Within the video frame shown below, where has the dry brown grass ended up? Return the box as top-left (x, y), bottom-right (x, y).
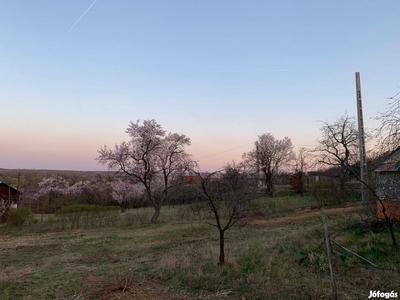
top-left (0, 199), bottom-right (399, 300)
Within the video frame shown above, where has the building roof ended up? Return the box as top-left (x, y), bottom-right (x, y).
top-left (184, 175), bottom-right (203, 184)
top-left (375, 147), bottom-right (400, 173)
top-left (0, 181), bottom-right (22, 194)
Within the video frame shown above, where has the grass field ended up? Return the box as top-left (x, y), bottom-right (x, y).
top-left (1, 192), bottom-right (399, 300)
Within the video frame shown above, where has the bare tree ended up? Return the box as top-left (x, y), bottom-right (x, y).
top-left (376, 91), bottom-right (400, 152)
top-left (335, 157), bottom-right (398, 249)
top-left (314, 113), bottom-right (399, 248)
top-left (97, 119), bottom-right (194, 223)
top-left (314, 114), bottom-right (359, 202)
top-left (243, 133), bottom-right (294, 196)
top-left (291, 147), bottom-right (312, 197)
top-left (197, 162), bottom-right (257, 266)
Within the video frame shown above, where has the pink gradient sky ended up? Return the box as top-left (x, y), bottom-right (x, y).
top-left (1, 1), bottom-right (398, 171)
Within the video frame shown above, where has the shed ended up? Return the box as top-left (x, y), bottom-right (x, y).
top-left (0, 181), bottom-right (22, 207)
top-left (374, 147), bottom-right (400, 220)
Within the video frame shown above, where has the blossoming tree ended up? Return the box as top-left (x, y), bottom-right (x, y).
top-left (34, 176), bottom-right (69, 218)
top-left (69, 174), bottom-right (113, 206)
top-left (111, 179), bottom-right (144, 212)
top-left (243, 133), bottom-right (294, 196)
top-left (97, 119), bottom-right (193, 223)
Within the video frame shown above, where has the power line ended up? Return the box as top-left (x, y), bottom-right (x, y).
top-left (195, 142), bottom-right (318, 161)
top-left (195, 142), bottom-right (254, 160)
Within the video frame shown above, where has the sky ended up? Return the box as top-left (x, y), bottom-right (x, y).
top-left (1, 1), bottom-right (399, 172)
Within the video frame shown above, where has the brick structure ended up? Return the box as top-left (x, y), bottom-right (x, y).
top-left (374, 147), bottom-right (400, 220)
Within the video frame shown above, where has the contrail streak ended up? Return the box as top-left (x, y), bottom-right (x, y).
top-left (53, 0), bottom-right (98, 50)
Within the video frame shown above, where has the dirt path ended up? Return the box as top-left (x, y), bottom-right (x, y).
top-left (249, 202), bottom-right (367, 226)
top-left (86, 274), bottom-right (191, 300)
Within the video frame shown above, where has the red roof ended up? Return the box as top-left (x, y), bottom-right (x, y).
top-left (184, 175), bottom-right (202, 184)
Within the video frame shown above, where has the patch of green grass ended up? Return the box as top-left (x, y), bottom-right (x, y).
top-left (0, 281), bottom-right (14, 300)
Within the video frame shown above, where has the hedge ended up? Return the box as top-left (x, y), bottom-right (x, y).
top-left (55, 205), bottom-right (120, 230)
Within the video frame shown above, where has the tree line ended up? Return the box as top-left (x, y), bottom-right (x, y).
top-left (3, 96), bottom-right (399, 223)
top-left (1, 92), bottom-right (399, 258)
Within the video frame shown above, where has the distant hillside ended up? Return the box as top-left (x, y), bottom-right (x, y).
top-left (0, 169), bottom-right (114, 188)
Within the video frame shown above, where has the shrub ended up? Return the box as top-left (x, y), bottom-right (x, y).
top-left (6, 208), bottom-right (31, 229)
top-left (55, 205), bottom-right (120, 230)
top-left (311, 181), bottom-right (341, 206)
top-left (136, 210), bottom-right (149, 225)
top-left (101, 206), bottom-right (120, 227)
top-left (177, 203), bottom-right (212, 222)
top-left (122, 212), bottom-right (136, 226)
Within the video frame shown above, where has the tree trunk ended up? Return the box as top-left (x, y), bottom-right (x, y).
top-left (339, 179), bottom-right (346, 203)
top-left (338, 170), bottom-right (348, 203)
top-left (264, 171), bottom-right (274, 197)
top-left (150, 205), bottom-right (161, 223)
top-left (218, 230), bottom-right (225, 266)
top-left (347, 167), bottom-right (398, 249)
top-left (299, 172), bottom-right (304, 197)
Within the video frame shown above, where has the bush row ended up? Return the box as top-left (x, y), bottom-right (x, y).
top-left (55, 205), bottom-right (120, 229)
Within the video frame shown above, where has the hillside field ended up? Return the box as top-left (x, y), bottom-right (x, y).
top-left (1, 194), bottom-right (399, 300)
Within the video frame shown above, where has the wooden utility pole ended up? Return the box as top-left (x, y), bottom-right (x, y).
top-left (321, 207), bottom-right (338, 300)
top-left (256, 141), bottom-right (262, 187)
top-left (355, 72), bottom-right (368, 202)
top-left (17, 172), bottom-right (21, 208)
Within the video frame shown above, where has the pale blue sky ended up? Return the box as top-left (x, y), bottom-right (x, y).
top-left (1, 1), bottom-right (399, 171)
